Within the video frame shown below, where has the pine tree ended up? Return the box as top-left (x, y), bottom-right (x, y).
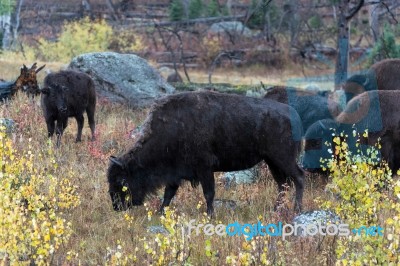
top-left (169, 0), bottom-right (185, 21)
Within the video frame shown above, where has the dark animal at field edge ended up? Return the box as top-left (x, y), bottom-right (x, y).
top-left (166, 72), bottom-right (183, 83)
top-left (108, 91), bottom-right (305, 216)
top-left (40, 70), bottom-right (96, 147)
top-left (0, 63), bottom-right (45, 100)
top-left (304, 90), bottom-right (400, 173)
top-left (343, 59), bottom-right (400, 103)
top-left (264, 86), bottom-right (342, 134)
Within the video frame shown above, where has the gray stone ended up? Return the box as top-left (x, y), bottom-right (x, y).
top-left (0, 118), bottom-right (15, 135)
top-left (222, 166), bottom-right (260, 185)
top-left (147, 225), bottom-right (169, 235)
top-left (158, 66), bottom-right (175, 79)
top-left (213, 199), bottom-right (237, 210)
top-left (292, 210), bottom-right (342, 236)
top-left (209, 21), bottom-right (253, 38)
top-left (69, 52), bottom-right (175, 108)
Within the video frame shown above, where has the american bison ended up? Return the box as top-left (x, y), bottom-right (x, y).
top-left (264, 86), bottom-right (342, 133)
top-left (40, 70), bottom-right (96, 147)
top-left (303, 90), bottom-right (400, 173)
top-left (108, 91), bottom-right (305, 216)
top-left (0, 63), bottom-right (45, 100)
top-left (343, 59), bottom-right (400, 103)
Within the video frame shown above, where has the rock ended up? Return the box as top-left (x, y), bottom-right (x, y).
top-left (0, 118), bottom-right (16, 135)
top-left (305, 83), bottom-right (321, 91)
top-left (245, 88), bottom-right (267, 98)
top-left (146, 225), bottom-right (169, 235)
top-left (158, 66), bottom-right (175, 79)
top-left (292, 210), bottom-right (342, 236)
top-left (209, 21), bottom-right (253, 38)
top-left (69, 52), bottom-right (175, 108)
top-left (222, 166), bottom-right (260, 186)
top-left (213, 199), bottom-right (237, 210)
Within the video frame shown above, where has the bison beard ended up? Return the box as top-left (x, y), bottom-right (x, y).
top-left (107, 91), bottom-right (305, 216)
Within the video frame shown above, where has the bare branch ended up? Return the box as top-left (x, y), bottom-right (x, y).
top-left (380, 1), bottom-right (398, 24)
top-left (244, 0), bottom-right (273, 25)
top-left (346, 0), bottom-right (365, 20)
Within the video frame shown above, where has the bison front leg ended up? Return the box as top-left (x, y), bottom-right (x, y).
top-left (199, 171), bottom-right (215, 217)
top-left (55, 119), bottom-right (68, 147)
top-left (159, 183), bottom-right (179, 214)
top-left (46, 118), bottom-right (55, 138)
top-left (75, 114), bottom-right (84, 142)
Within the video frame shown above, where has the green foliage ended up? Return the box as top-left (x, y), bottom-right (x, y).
top-left (308, 14), bottom-right (323, 29)
top-left (368, 23), bottom-right (400, 64)
top-left (247, 0), bottom-right (280, 30)
top-left (36, 17), bottom-right (112, 62)
top-left (188, 0), bottom-right (204, 19)
top-left (169, 0), bottom-right (185, 21)
top-left (320, 132), bottom-right (400, 264)
top-left (207, 0), bottom-right (220, 17)
top-left (0, 0), bottom-right (15, 15)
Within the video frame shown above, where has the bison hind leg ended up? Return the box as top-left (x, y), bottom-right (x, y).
top-left (75, 114), bottom-right (84, 142)
top-left (266, 160), bottom-right (304, 212)
top-left (86, 105), bottom-right (96, 141)
top-left (198, 170), bottom-right (215, 218)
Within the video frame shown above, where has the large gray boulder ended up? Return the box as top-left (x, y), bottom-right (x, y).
top-left (208, 21), bottom-right (253, 38)
top-left (69, 52), bottom-right (175, 108)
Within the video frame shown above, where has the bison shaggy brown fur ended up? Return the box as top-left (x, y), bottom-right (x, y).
top-left (304, 90), bottom-right (400, 173)
top-left (264, 86), bottom-right (342, 133)
top-left (40, 70), bottom-right (96, 146)
top-left (343, 59), bottom-right (400, 102)
top-left (108, 91), bottom-right (305, 216)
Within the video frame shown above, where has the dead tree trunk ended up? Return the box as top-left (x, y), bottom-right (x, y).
top-left (334, 0), bottom-right (364, 90)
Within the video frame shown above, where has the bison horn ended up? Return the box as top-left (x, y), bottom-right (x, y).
top-left (362, 77), bottom-right (369, 87)
top-left (109, 156), bottom-right (124, 168)
top-left (36, 64), bottom-right (46, 73)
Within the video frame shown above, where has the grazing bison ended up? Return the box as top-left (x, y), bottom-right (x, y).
top-left (303, 90), bottom-right (400, 173)
top-left (264, 86), bottom-right (342, 133)
top-left (40, 70), bottom-right (96, 146)
top-left (0, 63), bottom-right (45, 100)
top-left (343, 59), bottom-right (400, 103)
top-left (108, 91), bottom-right (305, 216)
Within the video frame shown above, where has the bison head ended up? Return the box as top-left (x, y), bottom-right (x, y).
top-left (303, 119), bottom-right (340, 172)
top-left (15, 62), bottom-right (45, 96)
top-left (40, 84), bottom-right (68, 114)
top-left (107, 156), bottom-right (146, 211)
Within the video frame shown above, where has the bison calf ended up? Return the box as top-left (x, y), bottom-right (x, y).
top-left (108, 91), bottom-right (305, 216)
top-left (40, 70), bottom-right (96, 146)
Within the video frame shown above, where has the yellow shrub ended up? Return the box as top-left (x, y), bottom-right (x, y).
top-left (320, 133), bottom-right (400, 264)
top-left (0, 131), bottom-right (80, 265)
top-left (37, 17), bottom-right (112, 62)
top-left (110, 30), bottom-right (145, 53)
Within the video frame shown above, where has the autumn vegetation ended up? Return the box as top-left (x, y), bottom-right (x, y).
top-left (0, 11), bottom-right (400, 265)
